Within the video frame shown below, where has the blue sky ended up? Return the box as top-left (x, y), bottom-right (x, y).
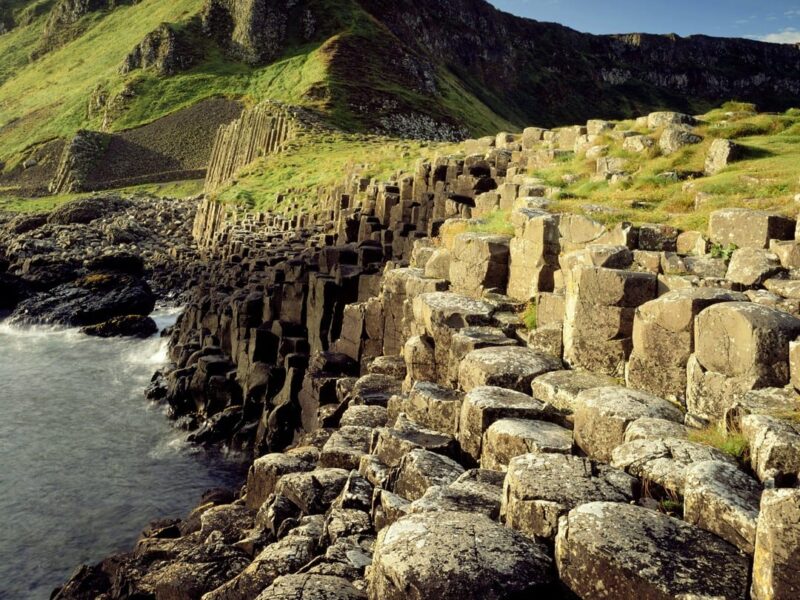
top-left (489, 0), bottom-right (800, 43)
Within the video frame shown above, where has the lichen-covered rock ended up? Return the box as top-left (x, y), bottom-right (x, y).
top-left (458, 346), bottom-right (562, 393)
top-left (256, 573), bottom-right (367, 600)
top-left (319, 426), bottom-right (373, 470)
top-left (684, 460), bottom-right (761, 553)
top-left (708, 208), bottom-right (795, 250)
top-left (400, 381), bottom-right (463, 435)
top-left (274, 468), bottom-right (350, 514)
top-left (458, 386), bottom-right (549, 461)
top-left (705, 138), bottom-right (743, 175)
top-left (555, 502), bottom-right (750, 600)
top-left (573, 386), bottom-right (683, 461)
top-left (611, 437), bottom-right (738, 496)
top-left (506, 208), bottom-right (560, 301)
top-left (531, 369), bottom-right (616, 416)
top-left (393, 448), bottom-right (465, 501)
top-left (368, 511), bottom-right (554, 599)
top-left (371, 414), bottom-right (458, 467)
top-left (751, 489), bottom-right (800, 600)
top-left (410, 470), bottom-right (503, 518)
top-left (246, 454), bottom-right (315, 510)
top-left (449, 232), bottom-right (511, 297)
top-left (480, 418), bottom-right (573, 470)
top-left (741, 414), bottom-right (800, 484)
top-left (501, 454), bottom-right (637, 538)
top-left (340, 405), bottom-right (389, 429)
top-left (623, 417), bottom-right (688, 442)
top-left (726, 248), bottom-right (784, 287)
top-left (658, 126), bottom-right (702, 155)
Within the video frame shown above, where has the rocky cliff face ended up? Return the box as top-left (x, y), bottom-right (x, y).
top-left (197, 0), bottom-right (800, 128)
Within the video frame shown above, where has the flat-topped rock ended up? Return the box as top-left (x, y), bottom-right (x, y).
top-left (412, 292), bottom-right (494, 335)
top-left (401, 381), bottom-right (463, 436)
top-left (246, 454), bottom-right (315, 510)
top-left (449, 232), bottom-right (511, 298)
top-left (573, 386), bottom-right (683, 461)
top-left (393, 448), bottom-right (465, 501)
top-left (684, 460), bottom-right (761, 554)
top-left (532, 369), bottom-right (617, 415)
top-left (611, 437), bottom-right (739, 496)
top-left (726, 248), bottom-right (784, 287)
top-left (502, 453), bottom-right (637, 539)
top-left (709, 208), bottom-right (795, 250)
top-left (350, 373), bottom-right (402, 407)
top-left (410, 470), bottom-right (504, 519)
top-left (340, 405), bottom-right (389, 428)
top-left (741, 414), bottom-right (800, 484)
top-left (480, 418), bottom-right (573, 470)
top-left (371, 414), bottom-right (458, 467)
top-left (458, 346), bottom-right (562, 393)
top-left (623, 417), bottom-right (688, 442)
top-left (368, 511), bottom-right (554, 600)
top-left (256, 573), bottom-right (366, 600)
top-left (319, 426), bottom-right (373, 470)
top-left (458, 386), bottom-right (549, 461)
top-left (555, 502), bottom-right (750, 600)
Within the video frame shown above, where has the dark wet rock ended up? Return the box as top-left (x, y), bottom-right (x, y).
top-left (81, 314), bottom-right (158, 338)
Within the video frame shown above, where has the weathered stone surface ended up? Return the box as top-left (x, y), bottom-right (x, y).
top-left (424, 247), bottom-right (451, 280)
top-left (350, 373), bottom-right (402, 407)
top-left (458, 346), bottom-right (561, 393)
top-left (689, 302), bottom-right (800, 423)
top-left (410, 469), bottom-right (503, 518)
top-left (449, 232), bottom-right (511, 297)
top-left (531, 369), bottom-right (616, 415)
top-left (371, 413), bottom-right (458, 467)
top-left (626, 287), bottom-right (745, 403)
top-left (623, 417), bottom-right (688, 442)
top-left (573, 386), bottom-right (683, 461)
top-left (319, 426), bottom-right (373, 470)
top-left (659, 126), bottom-right (702, 155)
top-left (741, 414), bottom-right (800, 484)
top-left (446, 326), bottom-right (516, 386)
top-left (256, 573), bottom-right (366, 600)
top-left (401, 381), bottom-right (463, 436)
top-left (458, 386), bottom-right (548, 461)
top-left (274, 468), bottom-right (350, 514)
top-left (726, 248), bottom-right (784, 286)
top-left (684, 460), bottom-right (761, 553)
top-left (769, 240), bottom-right (800, 269)
top-left (705, 138), bottom-right (743, 175)
top-left (611, 437), bottom-right (738, 496)
top-left (368, 511), bottom-right (554, 600)
top-left (480, 418), bottom-right (573, 470)
top-left (507, 208), bottom-right (560, 300)
top-left (205, 535), bottom-right (316, 600)
top-left (752, 489), bottom-right (800, 600)
top-left (393, 448), bottom-right (465, 501)
top-left (246, 454), bottom-right (315, 510)
top-left (708, 208), bottom-right (795, 250)
top-left (501, 453), bottom-right (637, 538)
top-left (555, 502), bottom-right (750, 600)
top-left (647, 111), bottom-right (696, 128)
top-left (340, 405), bottom-right (389, 429)
top-left (563, 266), bottom-right (657, 376)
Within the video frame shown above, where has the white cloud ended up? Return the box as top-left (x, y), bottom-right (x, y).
top-left (759, 27), bottom-right (800, 43)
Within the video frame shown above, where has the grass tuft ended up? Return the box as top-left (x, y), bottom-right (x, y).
top-left (688, 426), bottom-right (750, 464)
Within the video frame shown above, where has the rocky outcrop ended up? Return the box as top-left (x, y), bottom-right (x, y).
top-left (54, 110), bottom-right (800, 598)
top-left (49, 130), bottom-right (109, 194)
top-left (120, 23), bottom-right (194, 76)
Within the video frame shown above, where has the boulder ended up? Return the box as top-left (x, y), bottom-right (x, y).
top-left (274, 468), bottom-right (350, 514)
top-left (319, 426), bottom-right (373, 470)
top-left (81, 314), bottom-right (158, 338)
top-left (458, 346), bottom-right (562, 393)
top-left (573, 386), bottom-right (683, 461)
top-left (658, 126), bottom-right (702, 155)
top-left (458, 386), bottom-right (549, 462)
top-left (400, 381), bottom-right (463, 436)
top-left (741, 414), bottom-right (800, 484)
top-left (623, 417), bottom-right (688, 442)
top-left (647, 111), bottom-right (696, 128)
top-left (684, 460), bottom-right (761, 553)
top-left (480, 418), bottom-right (573, 470)
top-left (368, 511), bottom-right (554, 600)
top-left (752, 489), bottom-right (800, 600)
top-left (371, 414), bottom-right (458, 467)
top-left (501, 453), bottom-right (637, 538)
top-left (708, 208), bottom-right (794, 250)
top-left (555, 502), bottom-right (749, 600)
top-left (705, 138), bottom-right (743, 175)
top-left (339, 405), bottom-right (388, 429)
top-left (409, 470), bottom-right (503, 518)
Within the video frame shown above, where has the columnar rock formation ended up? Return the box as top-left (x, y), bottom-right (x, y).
top-left (56, 111), bottom-right (800, 600)
top-left (204, 102), bottom-right (305, 192)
